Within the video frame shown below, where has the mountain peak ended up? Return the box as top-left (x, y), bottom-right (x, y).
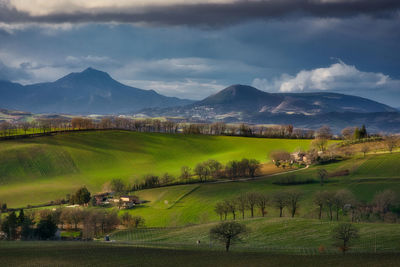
top-left (80, 67), bottom-right (111, 78)
top-left (198, 84), bottom-right (280, 107)
top-left (55, 67), bottom-right (114, 85)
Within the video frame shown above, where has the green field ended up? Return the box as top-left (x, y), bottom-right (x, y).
top-left (0, 130), bottom-right (311, 207)
top-left (0, 241), bottom-right (399, 267)
top-left (111, 217), bottom-right (400, 253)
top-left (111, 152), bottom-right (400, 227)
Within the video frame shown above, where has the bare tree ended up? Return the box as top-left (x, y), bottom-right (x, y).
top-left (246, 192), bottom-right (259, 218)
top-left (385, 135), bottom-right (398, 153)
top-left (20, 122), bottom-right (31, 135)
top-left (180, 166), bottom-right (192, 182)
top-left (194, 163), bottom-right (210, 182)
top-left (210, 222), bottom-right (248, 252)
top-left (322, 191), bottom-right (335, 221)
top-left (360, 144), bottom-right (370, 157)
top-left (236, 194), bottom-right (248, 219)
top-left (313, 125), bottom-right (332, 152)
top-left (272, 191), bottom-right (289, 217)
top-left (317, 169), bottom-right (328, 186)
top-left (313, 191), bottom-right (325, 220)
top-left (224, 200), bottom-right (237, 220)
top-left (332, 189), bottom-right (355, 221)
top-left (256, 193), bottom-right (269, 217)
top-left (332, 223), bottom-right (359, 254)
top-left (373, 190), bottom-right (398, 220)
top-left (341, 127), bottom-right (356, 140)
top-left (247, 159), bottom-right (260, 177)
top-left (287, 189), bottom-right (303, 218)
top-left (214, 202), bottom-right (226, 221)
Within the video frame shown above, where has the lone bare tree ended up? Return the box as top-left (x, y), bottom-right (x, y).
top-left (360, 144), bottom-right (370, 157)
top-left (317, 169), bottom-right (328, 186)
top-left (210, 222), bottom-right (248, 252)
top-left (385, 136), bottom-right (398, 153)
top-left (332, 223), bottom-right (359, 254)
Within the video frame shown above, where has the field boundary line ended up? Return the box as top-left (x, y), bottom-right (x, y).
top-left (167, 185), bottom-right (200, 209)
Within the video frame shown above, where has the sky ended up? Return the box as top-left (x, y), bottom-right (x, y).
top-left (0, 0), bottom-right (399, 106)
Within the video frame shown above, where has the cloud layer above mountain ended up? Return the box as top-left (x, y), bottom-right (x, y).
top-left (1, 0), bottom-right (399, 26)
top-left (0, 1), bottom-right (399, 107)
top-left (253, 61), bottom-right (400, 105)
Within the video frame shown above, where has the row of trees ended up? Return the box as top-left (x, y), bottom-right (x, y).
top-left (0, 118), bottom-right (315, 139)
top-left (214, 189), bottom-right (400, 223)
top-left (107, 158), bottom-right (261, 193)
top-left (214, 190), bottom-right (303, 220)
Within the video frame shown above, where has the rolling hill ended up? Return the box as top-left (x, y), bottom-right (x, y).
top-left (114, 152), bottom-right (400, 227)
top-left (0, 68), bottom-right (192, 114)
top-left (0, 130), bottom-right (311, 207)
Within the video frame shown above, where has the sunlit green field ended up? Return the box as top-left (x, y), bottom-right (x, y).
top-left (0, 130), bottom-right (311, 207)
top-left (120, 152), bottom-right (400, 227)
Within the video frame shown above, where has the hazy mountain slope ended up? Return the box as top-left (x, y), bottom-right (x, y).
top-left (196, 85), bottom-right (396, 114)
top-left (0, 68), bottom-right (193, 114)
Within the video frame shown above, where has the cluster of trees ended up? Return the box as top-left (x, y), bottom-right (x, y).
top-left (341, 125), bottom-right (368, 140)
top-left (214, 190), bottom-right (303, 220)
top-left (67, 186), bottom-right (91, 205)
top-left (1, 209), bottom-right (57, 240)
top-left (120, 212), bottom-right (145, 229)
top-left (313, 189), bottom-right (400, 222)
top-left (0, 202), bottom-right (7, 212)
top-left (0, 207), bottom-right (146, 241)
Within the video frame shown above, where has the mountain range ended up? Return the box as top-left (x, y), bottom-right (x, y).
top-left (141, 84), bottom-right (399, 132)
top-left (1, 68), bottom-right (399, 133)
top-left (0, 68), bottom-right (192, 114)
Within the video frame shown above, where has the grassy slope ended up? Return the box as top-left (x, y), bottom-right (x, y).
top-left (0, 131), bottom-right (311, 207)
top-left (1, 242), bottom-right (399, 267)
top-left (123, 152), bottom-right (400, 227)
top-left (112, 217), bottom-right (400, 252)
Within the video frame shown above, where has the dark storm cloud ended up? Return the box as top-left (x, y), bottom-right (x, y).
top-left (1, 0), bottom-right (399, 27)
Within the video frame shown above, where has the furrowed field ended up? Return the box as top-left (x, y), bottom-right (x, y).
top-left (0, 130), bottom-right (311, 207)
top-left (1, 242), bottom-right (399, 267)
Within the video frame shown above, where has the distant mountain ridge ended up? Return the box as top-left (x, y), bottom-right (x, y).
top-left (1, 70), bottom-right (399, 132)
top-left (196, 84), bottom-right (396, 115)
top-left (0, 68), bottom-right (193, 114)
top-left (140, 84), bottom-right (399, 133)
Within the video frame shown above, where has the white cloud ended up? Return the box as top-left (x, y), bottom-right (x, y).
top-left (7, 0), bottom-right (235, 16)
top-left (252, 61), bottom-right (399, 93)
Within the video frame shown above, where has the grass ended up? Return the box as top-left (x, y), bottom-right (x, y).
top-left (111, 217), bottom-right (400, 253)
top-left (0, 130), bottom-right (311, 207)
top-left (0, 241), bottom-right (399, 267)
top-left (119, 152), bottom-right (400, 227)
